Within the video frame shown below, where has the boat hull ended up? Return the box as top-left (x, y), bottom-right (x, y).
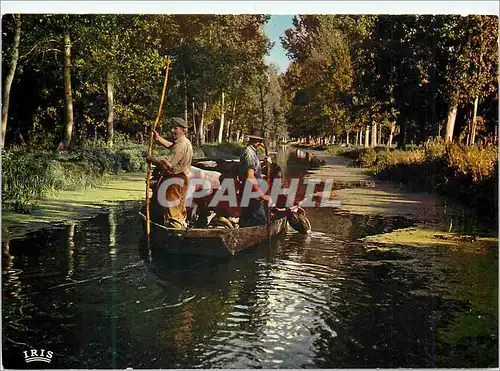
top-left (139, 211), bottom-right (288, 256)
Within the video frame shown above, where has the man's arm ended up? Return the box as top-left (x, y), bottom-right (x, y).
top-left (246, 168), bottom-right (272, 204)
top-left (153, 130), bottom-right (173, 148)
top-left (146, 155), bottom-right (172, 172)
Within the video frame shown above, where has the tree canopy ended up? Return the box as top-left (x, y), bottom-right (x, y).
top-left (1, 14), bottom-right (274, 149)
top-left (2, 14), bottom-right (498, 150)
top-left (281, 14), bottom-right (498, 147)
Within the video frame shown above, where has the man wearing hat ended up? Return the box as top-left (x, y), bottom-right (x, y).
top-left (238, 127), bottom-right (272, 227)
top-left (146, 117), bottom-right (193, 229)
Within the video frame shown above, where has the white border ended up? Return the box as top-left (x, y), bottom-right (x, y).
top-left (1, 1), bottom-right (499, 15)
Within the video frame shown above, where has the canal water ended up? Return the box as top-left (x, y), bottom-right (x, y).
top-left (2, 148), bottom-right (498, 368)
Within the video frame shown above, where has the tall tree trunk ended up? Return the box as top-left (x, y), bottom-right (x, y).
top-left (469, 96), bottom-right (479, 145)
top-left (198, 101), bottom-right (207, 145)
top-left (2, 14), bottom-right (21, 149)
top-left (387, 121), bottom-right (396, 149)
top-left (346, 131), bottom-right (350, 145)
top-left (183, 75), bottom-right (188, 127)
top-left (217, 91), bottom-right (225, 143)
top-left (60, 29), bottom-right (74, 150)
top-left (378, 124), bottom-right (382, 145)
top-left (106, 70), bottom-right (114, 147)
top-left (371, 123), bottom-right (377, 147)
top-left (444, 103), bottom-right (458, 143)
top-left (192, 99), bottom-right (196, 137)
top-left (365, 126), bottom-right (370, 147)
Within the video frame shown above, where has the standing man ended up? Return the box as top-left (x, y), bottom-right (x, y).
top-left (146, 117), bottom-right (193, 229)
top-left (238, 127), bottom-right (272, 227)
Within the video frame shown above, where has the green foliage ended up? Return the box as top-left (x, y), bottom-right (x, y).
top-left (339, 147), bottom-right (369, 160)
top-left (1, 150), bottom-right (106, 213)
top-left (2, 14), bottom-right (274, 149)
top-left (281, 15), bottom-right (498, 146)
top-left (2, 141), bottom-right (148, 213)
top-left (360, 148), bottom-right (377, 167)
top-left (2, 150), bottom-right (59, 212)
top-left (425, 139), bottom-right (447, 161)
top-left (326, 145), bottom-right (345, 155)
top-left (282, 15), bottom-right (362, 140)
top-left (445, 143), bottom-right (498, 183)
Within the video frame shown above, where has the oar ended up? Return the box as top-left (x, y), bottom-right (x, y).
top-left (146, 56), bottom-right (172, 237)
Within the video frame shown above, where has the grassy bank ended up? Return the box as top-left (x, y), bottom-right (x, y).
top-left (326, 141), bottom-right (498, 222)
top-left (2, 172), bottom-right (146, 240)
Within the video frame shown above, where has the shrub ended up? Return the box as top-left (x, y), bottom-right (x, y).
top-left (424, 139), bottom-right (446, 161)
top-left (57, 159), bottom-right (110, 189)
top-left (112, 132), bottom-right (139, 148)
top-left (360, 148), bottom-right (377, 167)
top-left (445, 143), bottom-right (497, 183)
top-left (343, 148), bottom-right (368, 160)
top-left (326, 145), bottom-right (345, 155)
top-left (2, 150), bottom-right (59, 212)
top-left (374, 150), bottom-right (389, 169)
top-left (192, 146), bottom-right (205, 159)
top-left (2, 140), bottom-right (149, 213)
top-left (117, 147), bottom-right (147, 172)
top-left (89, 148), bottom-right (122, 173)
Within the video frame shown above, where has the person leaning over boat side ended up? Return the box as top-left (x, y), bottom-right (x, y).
top-left (238, 127), bottom-right (273, 228)
top-left (146, 117), bottom-right (193, 229)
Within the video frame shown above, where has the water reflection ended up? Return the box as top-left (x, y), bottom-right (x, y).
top-left (67, 222), bottom-right (75, 279)
top-left (2, 148), bottom-right (497, 369)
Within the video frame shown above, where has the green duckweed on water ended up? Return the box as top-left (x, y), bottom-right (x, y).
top-left (362, 225), bottom-right (498, 367)
top-left (2, 172), bottom-right (146, 241)
top-left (362, 226), bottom-right (497, 252)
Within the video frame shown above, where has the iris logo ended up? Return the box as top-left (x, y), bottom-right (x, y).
top-left (23, 349), bottom-right (53, 363)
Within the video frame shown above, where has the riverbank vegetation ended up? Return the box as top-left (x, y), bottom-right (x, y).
top-left (2, 14), bottom-right (289, 151)
top-left (2, 137), bottom-right (147, 212)
top-left (326, 140), bottom-right (498, 222)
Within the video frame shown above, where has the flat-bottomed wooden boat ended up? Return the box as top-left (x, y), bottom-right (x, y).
top-left (139, 211), bottom-right (288, 256)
